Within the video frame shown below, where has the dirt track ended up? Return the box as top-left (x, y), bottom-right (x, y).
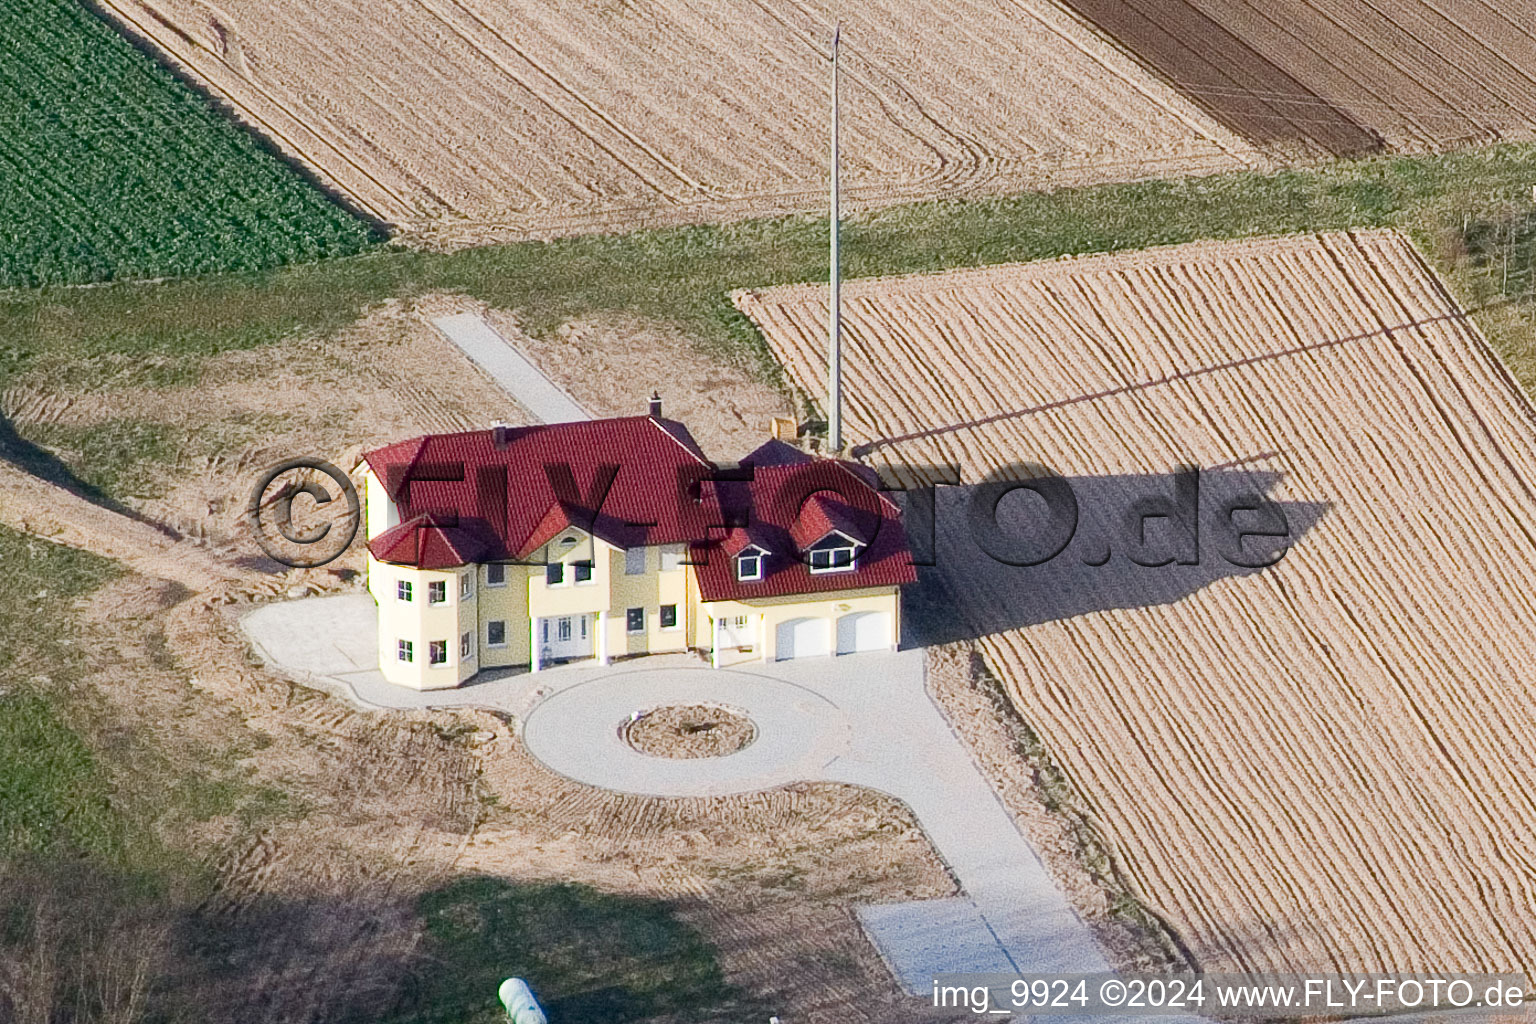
top-left (1059, 0), bottom-right (1536, 157)
top-left (738, 230), bottom-right (1536, 974)
top-left (95, 0), bottom-right (1254, 242)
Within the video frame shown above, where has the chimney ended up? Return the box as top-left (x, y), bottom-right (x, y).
top-left (648, 391), bottom-right (662, 418)
top-left (770, 416), bottom-right (797, 440)
top-left (491, 421), bottom-right (511, 449)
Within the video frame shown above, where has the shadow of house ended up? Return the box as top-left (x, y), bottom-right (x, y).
top-left (898, 466), bottom-right (1327, 648)
top-left (0, 413), bottom-right (113, 505)
top-left (0, 411), bottom-right (180, 536)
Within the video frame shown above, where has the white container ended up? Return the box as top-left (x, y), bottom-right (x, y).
top-left (497, 978), bottom-right (548, 1024)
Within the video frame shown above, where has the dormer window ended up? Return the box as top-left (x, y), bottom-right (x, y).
top-left (736, 545), bottom-right (767, 582)
top-left (807, 533), bottom-right (860, 573)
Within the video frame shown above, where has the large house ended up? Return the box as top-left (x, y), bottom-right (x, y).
top-left (360, 401), bottom-right (916, 689)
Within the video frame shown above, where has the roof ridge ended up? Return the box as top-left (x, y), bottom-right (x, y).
top-left (646, 416), bottom-right (713, 465)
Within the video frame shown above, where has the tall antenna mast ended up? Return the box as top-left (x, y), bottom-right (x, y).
top-left (827, 22), bottom-right (843, 454)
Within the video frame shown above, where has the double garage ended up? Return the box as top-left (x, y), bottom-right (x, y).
top-left (776, 610), bottom-right (891, 660)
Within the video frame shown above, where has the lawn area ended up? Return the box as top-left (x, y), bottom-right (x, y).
top-left (0, 532), bottom-right (123, 859)
top-left (6, 142), bottom-right (1536, 499)
top-left (0, 527), bottom-right (751, 1022)
top-left (392, 878), bottom-right (756, 1024)
top-left (0, 0), bottom-right (375, 287)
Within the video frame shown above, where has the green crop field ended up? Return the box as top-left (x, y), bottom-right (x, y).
top-left (0, 0), bottom-right (376, 287)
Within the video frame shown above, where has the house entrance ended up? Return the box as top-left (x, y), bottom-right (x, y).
top-left (541, 614), bottom-right (594, 662)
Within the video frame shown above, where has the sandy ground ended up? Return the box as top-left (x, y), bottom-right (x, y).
top-left (737, 229), bottom-right (1536, 975)
top-left (1, 294), bottom-right (787, 551)
top-left (625, 704), bottom-right (759, 759)
top-left (421, 296), bottom-right (792, 460)
top-left (0, 299), bottom-right (942, 1021)
top-left (94, 0), bottom-right (1256, 244)
top-left (1057, 0), bottom-right (1536, 157)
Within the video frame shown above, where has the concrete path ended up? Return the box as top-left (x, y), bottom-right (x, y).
top-left (430, 313), bottom-right (589, 424)
top-left (239, 595), bottom-right (1135, 1009)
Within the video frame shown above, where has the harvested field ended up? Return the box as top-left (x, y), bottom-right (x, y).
top-left (1059, 0), bottom-right (1536, 158)
top-left (737, 229), bottom-right (1536, 974)
top-left (94, 0), bottom-right (1255, 243)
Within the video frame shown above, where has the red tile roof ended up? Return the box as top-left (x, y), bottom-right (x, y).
top-left (367, 513), bottom-right (499, 570)
top-left (364, 416), bottom-right (719, 567)
top-left (691, 441), bottom-right (916, 602)
top-left (789, 492), bottom-right (866, 550)
top-left (363, 422), bottom-right (916, 601)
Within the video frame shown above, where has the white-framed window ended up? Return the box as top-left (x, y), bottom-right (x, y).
top-left (546, 561), bottom-right (566, 587)
top-left (429, 640), bottom-right (448, 665)
top-left (460, 574), bottom-right (473, 599)
top-left (660, 604), bottom-right (678, 630)
top-left (736, 548), bottom-right (764, 581)
top-left (626, 607), bottom-right (645, 633)
top-left (486, 563), bottom-right (506, 587)
top-left (733, 615), bottom-right (747, 628)
top-left (397, 639), bottom-right (413, 662)
top-left (809, 543), bottom-right (857, 573)
top-left (396, 580), bottom-right (413, 602)
top-left (557, 618), bottom-right (573, 642)
top-left (624, 546), bottom-right (646, 575)
top-left (573, 560), bottom-right (594, 585)
top-left (659, 544), bottom-right (684, 572)
top-left (428, 580), bottom-right (447, 604)
top-left (487, 620), bottom-right (507, 647)
top-left (460, 631), bottom-right (474, 660)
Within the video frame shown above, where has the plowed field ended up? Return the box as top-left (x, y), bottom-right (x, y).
top-left (94, 0), bottom-right (1252, 242)
top-left (737, 230), bottom-right (1536, 973)
top-left (1059, 0), bottom-right (1536, 157)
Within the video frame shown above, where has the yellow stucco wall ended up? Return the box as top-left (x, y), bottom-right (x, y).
top-left (605, 542), bottom-right (691, 658)
top-left (527, 528), bottom-right (611, 619)
top-left (366, 501), bottom-right (902, 685)
top-left (701, 585), bottom-right (901, 662)
top-left (363, 470), bottom-right (398, 542)
top-left (369, 556), bottom-right (476, 690)
top-left (477, 562), bottom-right (533, 668)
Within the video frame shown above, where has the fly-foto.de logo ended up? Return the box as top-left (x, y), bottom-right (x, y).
top-left (246, 457), bottom-right (360, 568)
top-left (243, 455), bottom-right (1300, 572)
top-left (903, 463), bottom-right (1300, 570)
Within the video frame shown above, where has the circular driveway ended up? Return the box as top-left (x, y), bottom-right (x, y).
top-left (521, 666), bottom-right (851, 796)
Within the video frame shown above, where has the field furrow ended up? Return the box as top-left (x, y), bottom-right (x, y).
top-left (736, 229), bottom-right (1536, 973)
top-left (92, 0), bottom-right (1254, 241)
top-left (1059, 0), bottom-right (1536, 155)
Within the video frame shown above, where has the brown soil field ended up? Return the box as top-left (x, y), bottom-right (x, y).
top-left (1058, 0), bottom-right (1536, 157)
top-left (95, 0), bottom-right (1255, 243)
top-left (736, 229), bottom-right (1536, 975)
top-left (0, 298), bottom-right (947, 1021)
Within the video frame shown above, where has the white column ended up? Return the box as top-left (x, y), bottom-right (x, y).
top-left (710, 616), bottom-right (721, 670)
top-left (530, 617), bottom-right (541, 673)
top-left (758, 613), bottom-right (768, 663)
top-left (596, 611), bottom-right (609, 666)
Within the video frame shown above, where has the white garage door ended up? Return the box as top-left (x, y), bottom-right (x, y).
top-left (776, 617), bottom-right (830, 660)
top-left (837, 611), bottom-right (891, 654)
